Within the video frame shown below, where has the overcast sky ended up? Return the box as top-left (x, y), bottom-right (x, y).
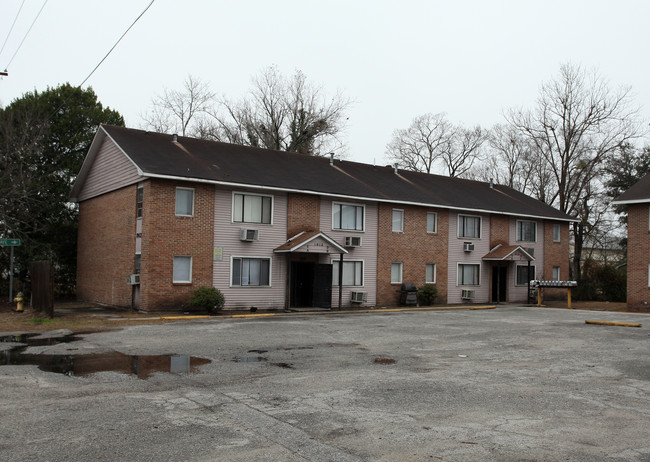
top-left (1, 0), bottom-right (649, 167)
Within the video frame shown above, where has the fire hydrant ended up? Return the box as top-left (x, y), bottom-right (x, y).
top-left (14, 292), bottom-right (24, 312)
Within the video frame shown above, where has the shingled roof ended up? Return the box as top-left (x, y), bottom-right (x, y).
top-left (72, 124), bottom-right (574, 222)
top-left (612, 173), bottom-right (650, 205)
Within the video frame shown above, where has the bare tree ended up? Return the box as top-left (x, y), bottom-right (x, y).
top-left (442, 125), bottom-right (485, 177)
top-left (203, 66), bottom-right (351, 156)
top-left (142, 75), bottom-right (215, 136)
top-left (507, 63), bottom-right (643, 279)
top-left (386, 113), bottom-right (453, 173)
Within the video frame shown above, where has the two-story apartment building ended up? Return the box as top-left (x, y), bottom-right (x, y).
top-left (71, 125), bottom-right (573, 312)
top-left (612, 174), bottom-right (650, 311)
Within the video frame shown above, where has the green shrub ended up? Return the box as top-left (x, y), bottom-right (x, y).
top-left (189, 287), bottom-right (225, 314)
top-left (417, 284), bottom-right (438, 306)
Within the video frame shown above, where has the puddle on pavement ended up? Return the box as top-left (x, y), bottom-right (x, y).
top-left (374, 357), bottom-right (397, 365)
top-left (0, 333), bottom-right (211, 379)
top-left (232, 356), bottom-right (268, 363)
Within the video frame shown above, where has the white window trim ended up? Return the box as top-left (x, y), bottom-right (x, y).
top-left (173, 255), bottom-right (192, 283)
top-left (331, 259), bottom-right (364, 287)
top-left (392, 209), bottom-right (404, 233)
top-left (230, 256), bottom-right (273, 287)
top-left (515, 264), bottom-right (536, 286)
top-left (516, 220), bottom-right (537, 243)
top-left (332, 202), bottom-right (366, 232)
top-left (553, 224), bottom-right (561, 242)
top-left (175, 187), bottom-right (195, 217)
top-left (552, 266), bottom-right (561, 281)
top-left (457, 214), bottom-right (482, 239)
top-left (427, 212), bottom-right (438, 234)
top-left (426, 263), bottom-right (437, 284)
top-left (457, 262), bottom-right (481, 286)
top-left (391, 262), bottom-right (403, 284)
top-left (231, 191), bottom-right (274, 225)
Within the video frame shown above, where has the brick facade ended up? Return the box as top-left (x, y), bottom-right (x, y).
top-left (489, 215), bottom-right (510, 248)
top-left (77, 185), bottom-right (136, 307)
top-left (140, 179), bottom-right (215, 311)
top-left (543, 221), bottom-right (571, 300)
top-left (626, 204), bottom-right (649, 310)
top-left (376, 204), bottom-right (449, 305)
top-left (287, 193), bottom-right (320, 237)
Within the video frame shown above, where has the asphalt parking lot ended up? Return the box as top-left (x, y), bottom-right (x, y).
top-left (1, 306), bottom-right (648, 461)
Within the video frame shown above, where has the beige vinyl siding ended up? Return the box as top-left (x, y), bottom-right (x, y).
top-left (322, 198), bottom-right (378, 306)
top-left (509, 219), bottom-right (543, 301)
top-left (447, 212), bottom-right (490, 303)
top-left (77, 138), bottom-right (142, 201)
top-left (212, 187), bottom-right (287, 309)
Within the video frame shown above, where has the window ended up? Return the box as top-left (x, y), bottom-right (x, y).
top-left (332, 260), bottom-right (363, 286)
top-left (333, 203), bottom-right (364, 231)
top-left (552, 266), bottom-right (560, 281)
top-left (458, 215), bottom-right (481, 238)
top-left (427, 212), bottom-right (438, 233)
top-left (392, 209), bottom-right (404, 232)
top-left (516, 220), bottom-right (537, 242)
top-left (232, 257), bottom-right (271, 286)
top-left (173, 256), bottom-right (192, 283)
top-left (233, 193), bottom-right (272, 224)
top-left (136, 186), bottom-right (143, 218)
top-left (458, 263), bottom-right (480, 285)
top-left (516, 265), bottom-right (536, 286)
top-left (175, 188), bottom-right (194, 216)
top-left (553, 224), bottom-right (561, 242)
top-left (134, 254), bottom-right (141, 274)
top-left (426, 263), bottom-right (436, 283)
top-left (391, 263), bottom-right (402, 284)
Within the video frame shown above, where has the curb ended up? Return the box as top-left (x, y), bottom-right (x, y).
top-left (585, 320), bottom-right (642, 328)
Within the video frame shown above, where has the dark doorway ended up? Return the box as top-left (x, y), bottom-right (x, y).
top-left (290, 262), bottom-right (332, 308)
top-left (491, 266), bottom-right (507, 303)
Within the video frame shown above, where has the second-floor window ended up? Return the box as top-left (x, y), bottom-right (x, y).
top-left (427, 212), bottom-right (438, 233)
top-left (233, 193), bottom-right (272, 224)
top-left (175, 187), bottom-right (194, 216)
top-left (333, 203), bottom-right (364, 231)
top-left (517, 220), bottom-right (537, 242)
top-left (553, 224), bottom-right (561, 242)
top-left (392, 209), bottom-right (404, 232)
top-left (458, 214), bottom-right (481, 238)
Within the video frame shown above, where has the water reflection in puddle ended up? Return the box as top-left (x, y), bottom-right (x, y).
top-left (0, 333), bottom-right (211, 379)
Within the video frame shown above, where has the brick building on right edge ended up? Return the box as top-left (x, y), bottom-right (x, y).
top-left (612, 174), bottom-right (650, 311)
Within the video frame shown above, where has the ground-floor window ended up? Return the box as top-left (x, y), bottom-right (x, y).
top-left (173, 256), bottom-right (192, 283)
top-left (426, 263), bottom-right (436, 283)
top-left (332, 260), bottom-right (363, 286)
top-left (516, 264), bottom-right (536, 286)
top-left (391, 262), bottom-right (402, 284)
top-left (458, 263), bottom-right (480, 285)
top-left (232, 257), bottom-right (271, 286)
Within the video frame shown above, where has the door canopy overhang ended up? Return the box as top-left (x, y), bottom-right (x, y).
top-left (482, 244), bottom-right (535, 262)
top-left (274, 230), bottom-right (348, 254)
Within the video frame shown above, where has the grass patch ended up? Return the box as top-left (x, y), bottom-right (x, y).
top-left (29, 318), bottom-right (55, 324)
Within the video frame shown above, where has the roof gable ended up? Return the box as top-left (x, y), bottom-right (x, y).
top-left (612, 173), bottom-right (650, 205)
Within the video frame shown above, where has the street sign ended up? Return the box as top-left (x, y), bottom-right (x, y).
top-left (0, 238), bottom-right (20, 246)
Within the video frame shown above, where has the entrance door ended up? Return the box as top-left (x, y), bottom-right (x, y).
top-left (491, 266), bottom-right (507, 302)
top-left (290, 262), bottom-right (332, 308)
top-left (312, 264), bottom-right (332, 308)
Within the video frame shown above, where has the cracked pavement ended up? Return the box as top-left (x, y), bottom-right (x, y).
top-left (1, 306), bottom-right (649, 461)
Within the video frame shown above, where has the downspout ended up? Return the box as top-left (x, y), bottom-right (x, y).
top-left (338, 253), bottom-right (343, 310)
top-left (527, 259), bottom-right (532, 304)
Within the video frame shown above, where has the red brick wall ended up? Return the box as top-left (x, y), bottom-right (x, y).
top-left (377, 204), bottom-right (449, 305)
top-left (626, 204), bottom-right (650, 310)
top-left (543, 221), bottom-right (571, 300)
top-left (287, 193), bottom-right (320, 237)
top-left (490, 215), bottom-right (510, 248)
top-left (140, 179), bottom-right (215, 311)
top-left (77, 185), bottom-right (136, 307)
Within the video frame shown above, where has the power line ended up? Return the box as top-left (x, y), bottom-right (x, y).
top-left (3, 0), bottom-right (48, 71)
top-left (0, 0), bottom-right (26, 60)
top-left (79, 0), bottom-right (156, 88)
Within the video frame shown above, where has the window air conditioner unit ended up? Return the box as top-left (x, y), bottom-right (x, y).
top-left (240, 228), bottom-right (260, 242)
top-left (126, 274), bottom-right (140, 285)
top-left (350, 291), bottom-right (367, 303)
top-left (463, 242), bottom-right (475, 252)
top-left (461, 289), bottom-right (474, 299)
top-left (344, 236), bottom-right (362, 247)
